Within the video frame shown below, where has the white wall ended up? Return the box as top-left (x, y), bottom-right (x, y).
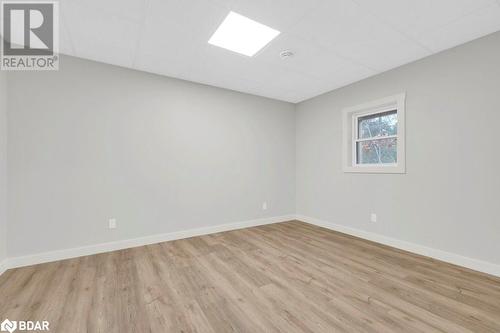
top-left (0, 71), bottom-right (7, 263)
top-left (7, 55), bottom-right (295, 257)
top-left (296, 32), bottom-right (500, 266)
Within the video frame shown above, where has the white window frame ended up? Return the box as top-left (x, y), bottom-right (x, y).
top-left (342, 93), bottom-right (406, 174)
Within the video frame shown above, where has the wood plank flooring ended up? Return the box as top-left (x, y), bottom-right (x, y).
top-left (1, 221), bottom-right (500, 332)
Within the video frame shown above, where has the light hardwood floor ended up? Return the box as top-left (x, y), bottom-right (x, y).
top-left (1, 221), bottom-right (500, 332)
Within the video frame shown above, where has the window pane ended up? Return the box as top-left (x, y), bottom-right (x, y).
top-left (358, 110), bottom-right (397, 139)
top-left (357, 138), bottom-right (397, 164)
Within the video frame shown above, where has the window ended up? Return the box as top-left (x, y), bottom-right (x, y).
top-left (342, 93), bottom-right (406, 173)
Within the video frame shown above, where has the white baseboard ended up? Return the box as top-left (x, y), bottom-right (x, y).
top-left (3, 214), bottom-right (295, 272)
top-left (296, 214), bottom-right (500, 278)
top-left (0, 259), bottom-right (8, 276)
top-left (4, 214), bottom-right (498, 279)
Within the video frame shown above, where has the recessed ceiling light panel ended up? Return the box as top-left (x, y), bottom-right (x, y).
top-left (208, 11), bottom-right (280, 57)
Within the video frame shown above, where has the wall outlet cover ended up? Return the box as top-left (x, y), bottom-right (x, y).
top-left (109, 218), bottom-right (117, 229)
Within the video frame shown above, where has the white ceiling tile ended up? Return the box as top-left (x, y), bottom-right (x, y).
top-left (256, 34), bottom-right (359, 79)
top-left (59, 17), bottom-right (75, 56)
top-left (249, 64), bottom-right (320, 94)
top-left (254, 32), bottom-right (377, 99)
top-left (62, 2), bottom-right (141, 68)
top-left (208, 0), bottom-right (321, 31)
top-left (416, 4), bottom-right (500, 53)
top-left (286, 69), bottom-right (377, 103)
top-left (353, 0), bottom-right (494, 38)
top-left (184, 47), bottom-right (287, 96)
top-left (316, 65), bottom-right (376, 93)
top-left (342, 38), bottom-right (431, 72)
top-left (64, 0), bottom-right (147, 23)
top-left (197, 45), bottom-right (259, 77)
top-left (141, 0), bottom-right (225, 47)
top-left (179, 46), bottom-right (324, 101)
top-left (288, 0), bottom-right (422, 71)
top-left (135, 0), bottom-right (225, 70)
top-left (176, 61), bottom-right (297, 101)
top-left (289, 0), bottom-right (391, 48)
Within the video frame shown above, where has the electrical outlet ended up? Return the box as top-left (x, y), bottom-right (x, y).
top-left (370, 213), bottom-right (377, 223)
top-left (109, 218), bottom-right (117, 229)
top-left (262, 202), bottom-right (268, 210)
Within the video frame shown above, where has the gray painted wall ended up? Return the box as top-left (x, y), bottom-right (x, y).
top-left (296, 32), bottom-right (500, 265)
top-left (0, 71), bottom-right (6, 262)
top-left (5, 32), bottom-right (500, 266)
top-left (7, 56), bottom-right (295, 257)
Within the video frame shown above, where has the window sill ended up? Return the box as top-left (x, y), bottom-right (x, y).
top-left (343, 164), bottom-right (406, 174)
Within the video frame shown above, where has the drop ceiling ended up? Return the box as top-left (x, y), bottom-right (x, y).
top-left (60, 0), bottom-right (500, 103)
